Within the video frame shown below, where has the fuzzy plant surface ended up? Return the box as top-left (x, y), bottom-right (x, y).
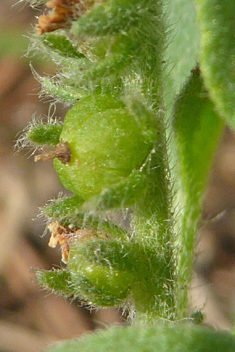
top-left (18, 0), bottom-right (235, 351)
top-left (45, 324), bottom-right (235, 352)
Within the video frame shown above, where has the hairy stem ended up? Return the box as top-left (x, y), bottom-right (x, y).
top-left (131, 116), bottom-right (176, 321)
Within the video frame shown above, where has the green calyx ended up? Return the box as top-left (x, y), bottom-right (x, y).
top-left (67, 236), bottom-right (171, 311)
top-left (37, 229), bottom-right (172, 311)
top-left (68, 236), bottom-right (133, 306)
top-left (69, 261), bottom-right (132, 307)
top-left (53, 94), bottom-right (154, 202)
top-left (26, 121), bottom-right (63, 146)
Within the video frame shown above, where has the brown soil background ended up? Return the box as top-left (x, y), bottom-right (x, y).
top-left (1, 1), bottom-right (235, 351)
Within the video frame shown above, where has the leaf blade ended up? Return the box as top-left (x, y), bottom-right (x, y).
top-left (197, 0), bottom-right (235, 128)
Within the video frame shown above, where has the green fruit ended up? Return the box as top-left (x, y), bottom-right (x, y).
top-left (68, 237), bottom-right (134, 306)
top-left (69, 257), bottom-right (132, 307)
top-left (54, 94), bottom-right (152, 199)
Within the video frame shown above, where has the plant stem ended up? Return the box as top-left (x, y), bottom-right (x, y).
top-left (131, 117), bottom-right (176, 321)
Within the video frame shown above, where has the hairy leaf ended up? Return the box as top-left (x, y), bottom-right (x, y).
top-left (196, 0), bottom-right (235, 129)
top-left (173, 68), bottom-right (224, 316)
top-left (45, 324), bottom-right (235, 352)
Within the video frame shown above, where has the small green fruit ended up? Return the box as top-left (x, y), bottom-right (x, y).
top-left (67, 237), bottom-right (134, 306)
top-left (54, 94), bottom-right (152, 199)
top-left (69, 250), bottom-right (133, 306)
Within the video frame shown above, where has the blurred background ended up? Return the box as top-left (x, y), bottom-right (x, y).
top-left (1, 1), bottom-right (235, 351)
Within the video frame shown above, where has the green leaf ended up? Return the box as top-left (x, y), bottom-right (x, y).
top-left (174, 68), bottom-right (224, 198)
top-left (196, 0), bottom-right (235, 129)
top-left (45, 324), bottom-right (235, 352)
top-left (39, 76), bottom-right (86, 103)
top-left (162, 3), bottom-right (201, 281)
top-left (173, 68), bottom-right (224, 317)
top-left (42, 195), bottom-right (85, 223)
top-left (163, 0), bottom-right (200, 101)
top-left (41, 33), bottom-right (85, 59)
top-left (36, 269), bottom-right (75, 298)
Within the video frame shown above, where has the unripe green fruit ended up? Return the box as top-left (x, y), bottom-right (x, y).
top-left (69, 244), bottom-right (133, 306)
top-left (54, 95), bottom-right (152, 200)
top-left (70, 262), bottom-right (132, 306)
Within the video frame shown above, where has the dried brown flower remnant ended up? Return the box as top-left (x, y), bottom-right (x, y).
top-left (36, 0), bottom-right (93, 35)
top-left (34, 141), bottom-right (71, 164)
top-left (48, 221), bottom-right (96, 263)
